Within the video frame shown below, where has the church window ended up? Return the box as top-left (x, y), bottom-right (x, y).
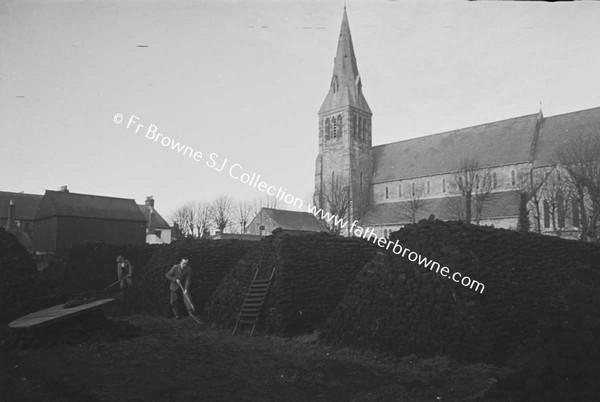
top-left (427, 181), bottom-right (430, 194)
top-left (354, 115), bottom-right (358, 139)
top-left (572, 198), bottom-right (580, 227)
top-left (358, 117), bottom-right (362, 140)
top-left (557, 191), bottom-right (565, 229)
top-left (459, 176), bottom-right (463, 189)
top-left (475, 174), bottom-right (479, 190)
top-left (337, 115), bottom-right (342, 138)
top-left (543, 200), bottom-right (550, 229)
top-left (384, 229), bottom-right (388, 238)
top-left (331, 75), bottom-right (339, 93)
top-left (411, 182), bottom-right (415, 196)
top-left (511, 170), bottom-right (516, 186)
top-left (442, 179), bottom-right (446, 193)
top-left (399, 184), bottom-right (402, 197)
top-left (492, 172), bottom-right (497, 189)
top-left (332, 116), bottom-right (338, 139)
top-left (360, 172), bottom-right (363, 190)
top-left (332, 171), bottom-right (335, 184)
top-left (325, 118), bottom-right (330, 140)
top-left (385, 186), bottom-right (389, 199)
top-left (362, 118), bottom-right (367, 141)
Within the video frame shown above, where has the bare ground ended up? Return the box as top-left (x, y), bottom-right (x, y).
top-left (1, 313), bottom-right (510, 401)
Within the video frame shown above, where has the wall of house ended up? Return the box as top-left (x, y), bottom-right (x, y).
top-left (246, 211), bottom-right (277, 236)
top-left (33, 217), bottom-right (58, 253)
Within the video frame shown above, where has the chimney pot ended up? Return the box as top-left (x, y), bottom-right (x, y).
top-left (145, 196), bottom-right (155, 208)
top-left (58, 185), bottom-right (69, 192)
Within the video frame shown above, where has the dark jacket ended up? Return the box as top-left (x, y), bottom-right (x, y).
top-left (165, 263), bottom-right (191, 291)
top-left (117, 260), bottom-right (134, 280)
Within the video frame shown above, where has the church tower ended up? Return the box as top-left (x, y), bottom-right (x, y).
top-left (314, 7), bottom-right (373, 231)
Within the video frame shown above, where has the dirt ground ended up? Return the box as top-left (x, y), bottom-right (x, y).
top-left (1, 312), bottom-right (509, 402)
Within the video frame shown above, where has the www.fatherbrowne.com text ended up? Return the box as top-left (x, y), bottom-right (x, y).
top-left (114, 112), bottom-right (485, 294)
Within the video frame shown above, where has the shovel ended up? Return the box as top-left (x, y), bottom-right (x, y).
top-left (177, 281), bottom-right (201, 324)
top-left (103, 279), bottom-right (121, 291)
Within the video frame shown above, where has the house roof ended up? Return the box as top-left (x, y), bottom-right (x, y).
top-left (138, 205), bottom-right (171, 229)
top-left (0, 191), bottom-right (43, 221)
top-left (360, 191), bottom-right (521, 226)
top-left (533, 106), bottom-right (600, 167)
top-left (256, 208), bottom-right (328, 232)
top-left (35, 190), bottom-right (146, 222)
top-left (372, 114), bottom-right (540, 183)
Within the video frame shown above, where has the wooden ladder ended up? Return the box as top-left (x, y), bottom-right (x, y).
top-left (232, 268), bottom-right (275, 336)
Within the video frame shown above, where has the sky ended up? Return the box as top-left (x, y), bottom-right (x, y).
top-left (1, 0), bottom-right (600, 224)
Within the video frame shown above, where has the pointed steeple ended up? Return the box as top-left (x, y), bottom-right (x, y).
top-left (319, 8), bottom-right (371, 115)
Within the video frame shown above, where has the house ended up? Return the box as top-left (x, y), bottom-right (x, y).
top-left (246, 208), bottom-right (327, 236)
top-left (0, 191), bottom-right (43, 240)
top-left (33, 187), bottom-right (146, 253)
top-left (138, 196), bottom-right (172, 244)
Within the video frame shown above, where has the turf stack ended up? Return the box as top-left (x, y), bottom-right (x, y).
top-left (127, 238), bottom-right (254, 315)
top-left (0, 228), bottom-right (51, 321)
top-left (206, 231), bottom-right (378, 336)
top-left (324, 219), bottom-right (600, 400)
top-left (42, 242), bottom-right (160, 297)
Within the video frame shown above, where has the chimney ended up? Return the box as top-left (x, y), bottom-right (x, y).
top-left (6, 200), bottom-right (15, 229)
top-left (145, 196), bottom-right (155, 209)
top-left (58, 185), bottom-right (69, 192)
top-left (148, 209), bottom-right (156, 235)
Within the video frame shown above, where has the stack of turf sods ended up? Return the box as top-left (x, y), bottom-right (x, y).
top-left (127, 238), bottom-right (254, 315)
top-left (322, 219), bottom-right (600, 400)
top-left (206, 231), bottom-right (378, 336)
top-left (0, 228), bottom-right (52, 321)
top-left (42, 242), bottom-right (160, 297)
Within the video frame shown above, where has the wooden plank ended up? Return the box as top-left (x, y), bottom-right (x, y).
top-left (8, 298), bottom-right (116, 329)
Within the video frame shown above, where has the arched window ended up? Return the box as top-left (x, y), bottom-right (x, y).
top-left (572, 198), bottom-right (580, 227)
top-left (332, 171), bottom-right (335, 184)
top-left (358, 117), bottom-right (362, 140)
top-left (332, 116), bottom-right (337, 139)
top-left (442, 178), bottom-right (446, 193)
top-left (337, 115), bottom-right (342, 138)
top-left (385, 186), bottom-right (389, 199)
top-left (411, 182), bottom-right (415, 196)
top-left (427, 181), bottom-right (430, 194)
top-left (492, 172), bottom-right (497, 189)
top-left (399, 184), bottom-right (402, 198)
top-left (543, 200), bottom-right (550, 229)
top-left (360, 172), bottom-right (363, 190)
top-left (362, 118), bottom-right (367, 141)
top-left (384, 229), bottom-right (388, 238)
top-left (325, 118), bottom-right (330, 140)
top-left (511, 170), bottom-right (516, 186)
top-left (353, 115), bottom-right (358, 139)
top-left (475, 174), bottom-right (479, 190)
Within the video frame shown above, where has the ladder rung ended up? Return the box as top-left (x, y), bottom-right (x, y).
top-left (238, 319), bottom-right (256, 324)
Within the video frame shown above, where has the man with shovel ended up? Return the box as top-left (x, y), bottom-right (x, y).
top-left (165, 258), bottom-right (200, 322)
top-left (116, 255), bottom-right (134, 303)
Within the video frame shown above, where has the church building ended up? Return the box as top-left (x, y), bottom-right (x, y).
top-left (314, 8), bottom-right (600, 239)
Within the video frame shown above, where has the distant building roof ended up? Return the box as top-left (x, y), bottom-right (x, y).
top-left (372, 114), bottom-right (540, 183)
top-left (360, 191), bottom-right (521, 226)
top-left (534, 106), bottom-right (600, 167)
top-left (255, 208), bottom-right (328, 232)
top-left (138, 205), bottom-right (171, 229)
top-left (0, 191), bottom-right (43, 221)
top-left (35, 190), bottom-right (146, 222)
top-left (209, 233), bottom-right (262, 241)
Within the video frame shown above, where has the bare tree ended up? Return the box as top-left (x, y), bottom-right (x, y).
top-left (450, 157), bottom-right (479, 223)
top-left (235, 200), bottom-right (253, 234)
top-left (473, 169), bottom-right (494, 224)
top-left (518, 167), bottom-right (556, 233)
top-left (192, 201), bottom-right (212, 238)
top-left (540, 170), bottom-right (570, 236)
top-left (252, 196), bottom-right (278, 217)
top-left (170, 202), bottom-right (195, 237)
top-left (557, 133), bottom-right (600, 242)
top-left (401, 181), bottom-right (427, 224)
top-left (313, 176), bottom-right (350, 235)
top-left (211, 195), bottom-right (234, 233)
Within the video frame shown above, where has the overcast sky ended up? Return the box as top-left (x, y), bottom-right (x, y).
top-left (1, 0), bottom-right (599, 222)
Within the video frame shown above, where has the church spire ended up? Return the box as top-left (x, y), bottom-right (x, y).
top-left (319, 8), bottom-right (371, 115)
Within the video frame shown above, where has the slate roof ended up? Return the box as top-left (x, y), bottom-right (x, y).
top-left (260, 208), bottom-right (327, 232)
top-left (138, 205), bottom-right (171, 229)
top-left (0, 191), bottom-right (43, 221)
top-left (533, 106), bottom-right (600, 167)
top-left (35, 190), bottom-right (146, 222)
top-left (360, 191), bottom-right (521, 226)
top-left (372, 114), bottom-right (540, 183)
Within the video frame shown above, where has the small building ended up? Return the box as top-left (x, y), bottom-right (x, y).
top-left (34, 187), bottom-right (146, 253)
top-left (0, 191), bottom-right (43, 239)
top-left (138, 196), bottom-right (172, 244)
top-left (246, 208), bottom-right (328, 236)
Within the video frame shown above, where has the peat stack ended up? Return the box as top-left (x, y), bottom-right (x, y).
top-left (127, 238), bottom-right (254, 315)
top-left (206, 231), bottom-right (378, 336)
